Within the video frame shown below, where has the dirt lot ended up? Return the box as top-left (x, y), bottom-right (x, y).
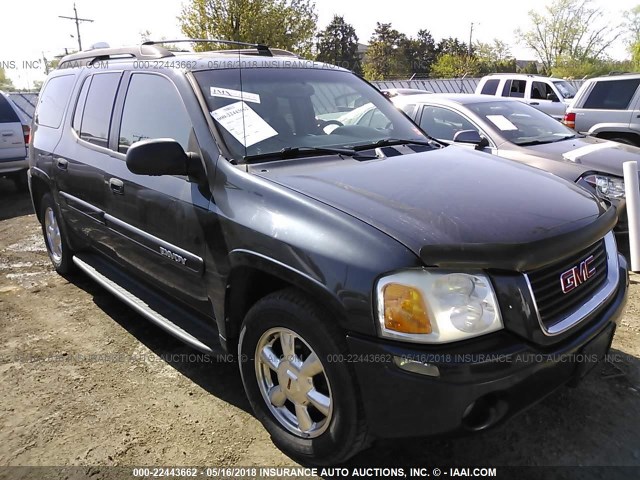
top-left (0, 178), bottom-right (639, 478)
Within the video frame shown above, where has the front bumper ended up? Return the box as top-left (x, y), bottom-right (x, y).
top-left (347, 258), bottom-right (628, 439)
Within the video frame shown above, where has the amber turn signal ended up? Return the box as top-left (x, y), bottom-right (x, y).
top-left (383, 283), bottom-right (432, 334)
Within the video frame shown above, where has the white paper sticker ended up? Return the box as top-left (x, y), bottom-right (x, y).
top-left (562, 141), bottom-right (614, 162)
top-left (211, 101), bottom-right (277, 147)
top-left (486, 115), bottom-right (518, 131)
top-left (210, 87), bottom-right (260, 104)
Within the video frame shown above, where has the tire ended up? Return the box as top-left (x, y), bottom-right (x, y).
top-left (13, 171), bottom-right (28, 192)
top-left (238, 288), bottom-right (369, 465)
top-left (40, 193), bottom-right (74, 274)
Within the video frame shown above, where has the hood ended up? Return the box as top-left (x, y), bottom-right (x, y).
top-left (253, 146), bottom-right (614, 271)
top-left (519, 135), bottom-right (640, 178)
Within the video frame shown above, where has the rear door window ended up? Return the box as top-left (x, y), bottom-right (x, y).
top-left (118, 74), bottom-right (192, 154)
top-left (79, 73), bottom-right (121, 148)
top-left (507, 80), bottom-right (526, 98)
top-left (583, 79), bottom-right (640, 110)
top-left (0, 96), bottom-right (19, 123)
top-left (481, 79), bottom-right (499, 95)
top-left (36, 75), bottom-right (75, 128)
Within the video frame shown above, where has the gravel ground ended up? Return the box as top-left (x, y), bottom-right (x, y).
top-left (0, 178), bottom-right (639, 479)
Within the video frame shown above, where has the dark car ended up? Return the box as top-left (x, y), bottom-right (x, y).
top-left (29, 41), bottom-right (627, 464)
top-left (393, 93), bottom-right (635, 255)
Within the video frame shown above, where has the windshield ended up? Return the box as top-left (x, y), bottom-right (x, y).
top-left (552, 80), bottom-right (577, 99)
top-left (193, 67), bottom-right (428, 161)
top-left (466, 100), bottom-right (577, 146)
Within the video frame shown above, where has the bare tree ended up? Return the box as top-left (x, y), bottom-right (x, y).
top-left (516, 0), bottom-right (623, 72)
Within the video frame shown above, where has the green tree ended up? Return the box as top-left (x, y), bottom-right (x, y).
top-left (363, 23), bottom-right (409, 80)
top-left (437, 37), bottom-right (469, 57)
top-left (316, 15), bottom-right (361, 73)
top-left (475, 39), bottom-right (517, 73)
top-left (552, 58), bottom-right (634, 78)
top-left (400, 29), bottom-right (437, 77)
top-left (516, 0), bottom-right (623, 72)
top-left (0, 69), bottom-right (14, 91)
top-left (430, 54), bottom-right (481, 78)
top-left (624, 5), bottom-right (640, 47)
top-left (178, 0), bottom-right (317, 57)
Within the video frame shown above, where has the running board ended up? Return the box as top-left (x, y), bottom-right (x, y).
top-left (73, 254), bottom-right (221, 354)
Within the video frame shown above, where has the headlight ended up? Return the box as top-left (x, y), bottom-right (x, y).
top-left (376, 270), bottom-right (503, 344)
top-left (583, 174), bottom-right (625, 200)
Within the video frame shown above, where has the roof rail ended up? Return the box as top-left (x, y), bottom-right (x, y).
top-left (58, 44), bottom-right (174, 68)
top-left (142, 39), bottom-right (273, 57)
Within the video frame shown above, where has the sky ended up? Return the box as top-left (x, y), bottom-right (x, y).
top-left (0, 0), bottom-right (637, 89)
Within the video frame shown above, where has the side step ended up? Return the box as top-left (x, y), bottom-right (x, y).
top-left (73, 253), bottom-right (223, 355)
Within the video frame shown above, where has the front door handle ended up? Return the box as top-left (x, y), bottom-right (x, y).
top-left (109, 178), bottom-right (124, 195)
top-left (55, 158), bottom-right (68, 170)
top-left (530, 102), bottom-right (540, 106)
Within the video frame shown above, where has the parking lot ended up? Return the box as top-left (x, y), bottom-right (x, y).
top-left (0, 178), bottom-right (639, 475)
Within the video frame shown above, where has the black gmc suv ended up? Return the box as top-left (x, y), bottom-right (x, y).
top-left (29, 41), bottom-right (628, 464)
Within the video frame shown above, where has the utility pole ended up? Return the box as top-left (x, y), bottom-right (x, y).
top-left (468, 22), bottom-right (474, 57)
top-left (59, 3), bottom-right (94, 51)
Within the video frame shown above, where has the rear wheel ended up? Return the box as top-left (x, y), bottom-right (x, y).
top-left (40, 193), bottom-right (74, 274)
top-left (238, 288), bottom-right (369, 465)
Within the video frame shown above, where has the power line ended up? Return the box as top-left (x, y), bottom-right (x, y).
top-left (58, 3), bottom-right (94, 51)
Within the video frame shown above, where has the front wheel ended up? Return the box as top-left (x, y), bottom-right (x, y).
top-left (238, 289), bottom-right (369, 465)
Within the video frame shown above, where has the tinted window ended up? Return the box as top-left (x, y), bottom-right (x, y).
top-left (80, 73), bottom-right (121, 148)
top-left (36, 75), bottom-right (75, 128)
top-left (481, 79), bottom-right (499, 95)
top-left (0, 95), bottom-right (19, 123)
top-left (419, 106), bottom-right (478, 141)
top-left (531, 81), bottom-right (554, 100)
top-left (118, 74), bottom-right (192, 154)
top-left (583, 79), bottom-right (640, 110)
top-left (507, 80), bottom-right (526, 98)
top-left (72, 77), bottom-right (90, 133)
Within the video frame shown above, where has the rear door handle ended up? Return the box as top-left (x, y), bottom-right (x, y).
top-left (109, 178), bottom-right (124, 195)
top-left (55, 158), bottom-right (68, 170)
top-left (530, 102), bottom-right (539, 106)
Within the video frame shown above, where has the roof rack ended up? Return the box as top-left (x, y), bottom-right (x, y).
top-left (57, 38), bottom-right (276, 68)
top-left (142, 39), bottom-right (273, 56)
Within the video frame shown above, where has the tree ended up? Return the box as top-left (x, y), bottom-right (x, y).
top-left (316, 15), bottom-right (361, 73)
top-left (516, 0), bottom-right (624, 72)
top-left (178, 0), bottom-right (317, 57)
top-left (624, 5), bottom-right (640, 47)
top-left (437, 37), bottom-right (469, 57)
top-left (400, 29), bottom-right (437, 77)
top-left (362, 23), bottom-right (410, 80)
top-left (475, 39), bottom-right (517, 73)
top-left (0, 69), bottom-right (14, 91)
top-left (430, 54), bottom-right (481, 78)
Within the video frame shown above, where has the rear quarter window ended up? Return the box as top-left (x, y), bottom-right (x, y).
top-left (480, 79), bottom-right (499, 95)
top-left (36, 75), bottom-right (76, 128)
top-left (0, 96), bottom-right (20, 123)
top-left (583, 79), bottom-right (640, 110)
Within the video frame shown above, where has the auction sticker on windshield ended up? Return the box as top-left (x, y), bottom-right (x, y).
top-left (211, 101), bottom-right (277, 147)
top-left (210, 87), bottom-right (261, 104)
top-left (486, 115), bottom-right (518, 131)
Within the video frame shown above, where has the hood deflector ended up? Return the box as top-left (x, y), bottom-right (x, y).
top-left (419, 205), bottom-right (619, 272)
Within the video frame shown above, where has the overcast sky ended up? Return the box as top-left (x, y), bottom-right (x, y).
top-left (1, 0), bottom-right (637, 89)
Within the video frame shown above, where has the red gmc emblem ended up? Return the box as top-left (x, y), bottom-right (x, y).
top-left (560, 255), bottom-right (596, 294)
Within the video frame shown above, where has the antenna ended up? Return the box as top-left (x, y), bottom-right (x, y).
top-left (58, 3), bottom-right (94, 51)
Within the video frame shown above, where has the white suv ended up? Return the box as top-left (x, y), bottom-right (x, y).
top-left (0, 91), bottom-right (29, 190)
top-left (475, 74), bottom-right (577, 120)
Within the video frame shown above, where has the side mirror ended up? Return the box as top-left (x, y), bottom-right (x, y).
top-left (452, 129), bottom-right (489, 149)
top-left (126, 138), bottom-right (204, 182)
top-left (547, 92), bottom-right (560, 102)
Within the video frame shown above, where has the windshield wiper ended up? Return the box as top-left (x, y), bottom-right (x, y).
top-left (353, 138), bottom-right (440, 151)
top-left (517, 135), bottom-right (577, 147)
top-left (243, 146), bottom-right (360, 163)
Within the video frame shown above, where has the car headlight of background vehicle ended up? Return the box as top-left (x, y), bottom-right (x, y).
top-left (583, 174), bottom-right (625, 200)
top-left (376, 269), bottom-right (503, 344)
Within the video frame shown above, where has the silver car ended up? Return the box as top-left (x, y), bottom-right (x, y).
top-left (563, 73), bottom-right (640, 147)
top-left (0, 91), bottom-right (29, 190)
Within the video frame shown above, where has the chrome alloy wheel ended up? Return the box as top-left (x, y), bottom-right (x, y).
top-left (44, 207), bottom-right (63, 263)
top-left (255, 327), bottom-right (333, 438)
